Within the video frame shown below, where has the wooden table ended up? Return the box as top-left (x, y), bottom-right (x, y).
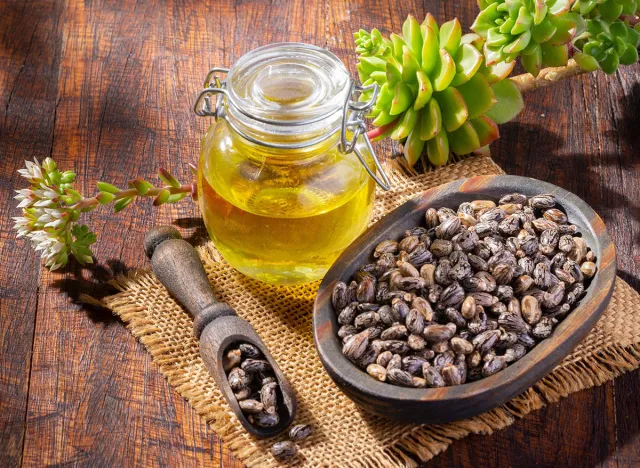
top-left (1, 1), bottom-right (638, 466)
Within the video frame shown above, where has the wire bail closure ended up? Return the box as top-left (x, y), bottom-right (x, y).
top-left (193, 67), bottom-right (390, 191)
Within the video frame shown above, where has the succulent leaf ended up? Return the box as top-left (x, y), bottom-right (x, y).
top-left (426, 130), bottom-right (450, 166)
top-left (449, 121), bottom-right (481, 155)
top-left (451, 43), bottom-right (485, 86)
top-left (456, 73), bottom-right (496, 118)
top-left (404, 124), bottom-right (426, 166)
top-left (420, 98), bottom-right (443, 141)
top-left (414, 70), bottom-right (434, 109)
top-left (432, 48), bottom-right (457, 90)
top-left (485, 79), bottom-right (524, 124)
top-left (434, 88), bottom-right (469, 132)
top-left (470, 115), bottom-right (500, 146)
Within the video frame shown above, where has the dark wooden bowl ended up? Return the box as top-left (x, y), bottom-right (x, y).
top-left (313, 175), bottom-right (616, 424)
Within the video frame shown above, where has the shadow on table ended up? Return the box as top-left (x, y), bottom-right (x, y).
top-left (51, 259), bottom-right (129, 325)
top-left (173, 216), bottom-right (209, 246)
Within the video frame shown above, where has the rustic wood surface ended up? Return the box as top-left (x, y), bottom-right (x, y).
top-left (0, 0), bottom-right (638, 466)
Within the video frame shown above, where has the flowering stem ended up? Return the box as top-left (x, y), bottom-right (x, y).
top-left (71, 184), bottom-right (195, 210)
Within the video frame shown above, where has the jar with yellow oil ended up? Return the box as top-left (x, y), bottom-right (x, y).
top-left (193, 43), bottom-right (389, 284)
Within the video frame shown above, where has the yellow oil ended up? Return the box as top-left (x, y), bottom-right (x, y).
top-left (198, 122), bottom-right (376, 284)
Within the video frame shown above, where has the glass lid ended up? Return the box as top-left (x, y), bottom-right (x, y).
top-left (225, 43), bottom-right (351, 126)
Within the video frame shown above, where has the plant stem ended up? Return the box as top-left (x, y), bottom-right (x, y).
top-left (71, 185), bottom-right (194, 210)
top-left (621, 14), bottom-right (640, 27)
top-left (366, 119), bottom-right (399, 140)
top-left (509, 59), bottom-right (590, 93)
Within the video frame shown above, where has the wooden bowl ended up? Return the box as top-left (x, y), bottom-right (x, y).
top-left (313, 175), bottom-right (616, 424)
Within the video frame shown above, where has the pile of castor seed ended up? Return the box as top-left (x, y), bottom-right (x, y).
top-left (332, 193), bottom-right (597, 388)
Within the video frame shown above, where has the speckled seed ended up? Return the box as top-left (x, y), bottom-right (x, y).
top-left (407, 334), bottom-right (427, 351)
top-left (436, 216), bottom-right (461, 240)
top-left (374, 239), bottom-right (398, 258)
top-left (482, 356), bottom-right (508, 377)
top-left (241, 359), bottom-right (271, 374)
top-left (430, 239), bottom-right (454, 257)
top-left (366, 363), bottom-right (387, 382)
top-left (558, 234), bottom-right (574, 253)
top-left (449, 337), bottom-right (473, 356)
top-left (470, 200), bottom-right (496, 211)
top-left (412, 377), bottom-right (428, 388)
top-left (271, 441), bottom-right (297, 460)
top-left (423, 324), bottom-right (455, 343)
top-left (402, 355), bottom-right (428, 375)
top-left (386, 353), bottom-right (402, 371)
top-left (342, 331), bottom-right (369, 362)
top-left (238, 399), bottom-right (264, 414)
top-left (239, 343), bottom-right (261, 359)
top-left (504, 344), bottom-right (527, 363)
top-left (499, 193), bottom-right (527, 205)
top-left (498, 312), bottom-right (530, 335)
top-left (425, 208), bottom-right (439, 228)
top-left (234, 387), bottom-right (252, 401)
top-left (441, 364), bottom-right (462, 386)
top-left (529, 194), bottom-right (556, 210)
top-left (376, 351), bottom-right (393, 368)
top-left (228, 367), bottom-right (251, 391)
top-left (260, 382), bottom-right (278, 415)
top-left (532, 317), bottom-right (558, 340)
top-left (521, 296), bottom-right (542, 325)
top-left (387, 368), bottom-right (414, 387)
top-left (412, 296), bottom-right (434, 321)
top-left (568, 237), bottom-right (587, 263)
top-left (543, 208), bottom-right (568, 224)
top-left (223, 349), bottom-right (242, 372)
top-left (422, 365), bottom-right (446, 388)
top-left (460, 295), bottom-right (477, 320)
top-left (331, 281), bottom-right (349, 310)
top-left (459, 212), bottom-right (478, 227)
top-left (581, 261), bottom-right (597, 278)
top-left (252, 411), bottom-right (279, 428)
top-left (289, 424), bottom-right (313, 442)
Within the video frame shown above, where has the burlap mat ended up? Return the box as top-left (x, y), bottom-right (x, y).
top-left (100, 155), bottom-right (640, 467)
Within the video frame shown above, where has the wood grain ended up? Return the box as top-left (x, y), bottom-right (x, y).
top-left (0, 0), bottom-right (638, 466)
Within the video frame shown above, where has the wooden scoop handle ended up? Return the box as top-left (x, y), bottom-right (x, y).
top-left (144, 227), bottom-right (236, 338)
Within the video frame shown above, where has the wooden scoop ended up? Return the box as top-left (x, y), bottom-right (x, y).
top-left (144, 226), bottom-right (296, 438)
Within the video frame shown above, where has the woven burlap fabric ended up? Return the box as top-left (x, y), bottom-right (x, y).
top-left (102, 155), bottom-right (640, 467)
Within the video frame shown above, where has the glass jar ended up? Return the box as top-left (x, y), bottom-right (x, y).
top-left (194, 43), bottom-right (388, 285)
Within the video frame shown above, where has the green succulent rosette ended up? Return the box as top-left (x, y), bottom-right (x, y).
top-left (471, 0), bottom-right (584, 76)
top-left (571, 0), bottom-right (640, 73)
top-left (355, 14), bottom-right (524, 167)
top-left (572, 0), bottom-right (638, 22)
top-left (573, 18), bottom-right (640, 73)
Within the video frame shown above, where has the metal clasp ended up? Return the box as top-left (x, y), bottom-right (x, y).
top-left (193, 68), bottom-right (391, 191)
top-left (339, 80), bottom-right (390, 191)
top-left (193, 68), bottom-right (229, 118)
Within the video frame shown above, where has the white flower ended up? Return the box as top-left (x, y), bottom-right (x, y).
top-left (19, 159), bottom-right (44, 181)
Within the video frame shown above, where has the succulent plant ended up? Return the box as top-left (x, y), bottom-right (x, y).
top-left (354, 29), bottom-right (392, 57)
top-left (572, 0), bottom-right (639, 22)
top-left (471, 0), bottom-right (585, 76)
top-left (573, 18), bottom-right (640, 72)
top-left (356, 14), bottom-right (524, 167)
